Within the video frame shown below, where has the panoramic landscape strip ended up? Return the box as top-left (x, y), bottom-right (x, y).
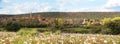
top-left (0, 0), bottom-right (120, 44)
top-left (0, 12), bottom-right (120, 44)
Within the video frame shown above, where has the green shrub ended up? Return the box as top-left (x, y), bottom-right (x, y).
top-left (111, 17), bottom-right (120, 21)
top-left (43, 31), bottom-right (51, 35)
top-left (4, 21), bottom-right (21, 32)
top-left (89, 29), bottom-right (101, 34)
top-left (77, 29), bottom-right (89, 34)
top-left (0, 28), bottom-right (6, 32)
top-left (104, 20), bottom-right (120, 35)
top-left (19, 21), bottom-right (47, 28)
top-left (87, 24), bottom-right (103, 34)
top-left (17, 28), bottom-right (38, 36)
top-left (101, 18), bottom-right (111, 25)
top-left (37, 28), bottom-right (50, 32)
top-left (100, 28), bottom-right (111, 34)
top-left (50, 18), bottom-right (64, 32)
top-left (100, 17), bottom-right (120, 35)
top-left (54, 30), bottom-right (61, 35)
top-left (66, 28), bottom-right (89, 33)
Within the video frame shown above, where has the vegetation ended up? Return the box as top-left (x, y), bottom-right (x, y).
top-left (0, 12), bottom-right (120, 44)
top-left (50, 18), bottom-right (64, 33)
top-left (1, 12), bottom-right (120, 19)
top-left (0, 32), bottom-right (120, 44)
top-left (103, 17), bottom-right (120, 35)
top-left (3, 21), bottom-right (21, 32)
top-left (17, 28), bottom-right (38, 36)
top-left (0, 13), bottom-right (120, 34)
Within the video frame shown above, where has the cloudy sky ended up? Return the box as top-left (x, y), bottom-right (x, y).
top-left (0, 0), bottom-right (120, 14)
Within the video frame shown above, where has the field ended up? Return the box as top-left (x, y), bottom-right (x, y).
top-left (0, 12), bottom-right (120, 44)
top-left (0, 32), bottom-right (120, 44)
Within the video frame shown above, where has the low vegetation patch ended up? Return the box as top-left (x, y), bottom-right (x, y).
top-left (17, 28), bottom-right (38, 36)
top-left (0, 32), bottom-right (120, 44)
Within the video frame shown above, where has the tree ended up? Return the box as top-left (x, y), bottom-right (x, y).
top-left (50, 18), bottom-right (64, 32)
top-left (111, 17), bottom-right (120, 21)
top-left (101, 18), bottom-right (111, 25)
top-left (105, 20), bottom-right (120, 34)
top-left (104, 17), bottom-right (120, 35)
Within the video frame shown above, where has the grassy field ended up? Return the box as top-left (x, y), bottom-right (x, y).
top-left (0, 32), bottom-right (120, 44)
top-left (0, 28), bottom-right (89, 33)
top-left (0, 28), bottom-right (120, 44)
top-left (1, 12), bottom-right (120, 44)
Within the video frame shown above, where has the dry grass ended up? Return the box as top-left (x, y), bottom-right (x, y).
top-left (0, 32), bottom-right (120, 44)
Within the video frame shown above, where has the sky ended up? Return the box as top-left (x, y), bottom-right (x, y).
top-left (0, 0), bottom-right (120, 14)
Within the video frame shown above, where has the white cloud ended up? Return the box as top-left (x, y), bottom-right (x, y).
top-left (56, 0), bottom-right (114, 12)
top-left (89, 0), bottom-right (95, 2)
top-left (0, 9), bottom-right (10, 14)
top-left (68, 7), bottom-right (113, 12)
top-left (105, 0), bottom-right (120, 7)
top-left (2, 0), bottom-right (10, 3)
top-left (56, 0), bottom-right (120, 12)
top-left (57, 0), bottom-right (81, 11)
top-left (87, 0), bottom-right (120, 12)
top-left (0, 0), bottom-right (120, 14)
top-left (83, 8), bottom-right (113, 12)
top-left (0, 2), bottom-right (52, 14)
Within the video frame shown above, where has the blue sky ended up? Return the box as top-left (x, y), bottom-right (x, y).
top-left (0, 0), bottom-right (120, 14)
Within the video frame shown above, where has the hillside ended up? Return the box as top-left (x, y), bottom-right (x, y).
top-left (0, 12), bottom-right (120, 19)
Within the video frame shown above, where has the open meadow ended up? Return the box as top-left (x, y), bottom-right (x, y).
top-left (0, 12), bottom-right (120, 44)
top-left (1, 0), bottom-right (120, 43)
top-left (0, 32), bottom-right (120, 44)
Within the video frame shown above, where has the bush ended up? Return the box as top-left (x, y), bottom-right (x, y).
top-left (101, 18), bottom-right (111, 25)
top-left (100, 17), bottom-right (120, 35)
top-left (4, 21), bottom-right (21, 32)
top-left (111, 17), bottom-right (120, 21)
top-left (65, 28), bottom-right (89, 33)
top-left (54, 30), bottom-right (61, 35)
top-left (50, 18), bottom-right (64, 32)
top-left (89, 29), bottom-right (101, 34)
top-left (43, 31), bottom-right (51, 35)
top-left (104, 20), bottom-right (120, 35)
top-left (19, 21), bottom-right (47, 28)
top-left (100, 28), bottom-right (111, 34)
top-left (0, 28), bottom-right (6, 32)
top-left (17, 28), bottom-right (38, 36)
top-left (77, 29), bottom-right (89, 34)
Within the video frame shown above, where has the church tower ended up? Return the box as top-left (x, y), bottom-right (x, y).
top-left (29, 13), bottom-right (32, 18)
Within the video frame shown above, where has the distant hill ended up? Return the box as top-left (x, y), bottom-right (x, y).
top-left (0, 15), bottom-right (15, 18)
top-left (0, 12), bottom-right (120, 19)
